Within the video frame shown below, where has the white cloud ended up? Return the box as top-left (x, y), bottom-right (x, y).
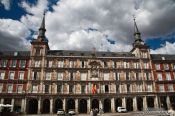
top-left (1, 0), bottom-right (175, 53)
top-left (151, 42), bottom-right (175, 54)
top-left (0, 19), bottom-right (30, 51)
top-left (0, 0), bottom-right (11, 10)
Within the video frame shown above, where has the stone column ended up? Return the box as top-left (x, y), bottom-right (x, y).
top-left (122, 97), bottom-right (126, 108)
top-left (133, 97), bottom-right (137, 111)
top-left (99, 99), bottom-right (103, 109)
top-left (111, 98), bottom-right (115, 112)
top-left (166, 96), bottom-right (171, 110)
top-left (143, 96), bottom-right (147, 110)
top-left (154, 96), bottom-right (159, 108)
top-left (87, 98), bottom-right (91, 113)
top-left (63, 99), bottom-right (66, 111)
top-left (38, 98), bottom-right (41, 114)
top-left (50, 98), bottom-right (53, 114)
top-left (21, 98), bottom-right (25, 113)
top-left (75, 99), bottom-right (78, 113)
top-left (1, 98), bottom-right (4, 104)
top-left (11, 99), bottom-right (14, 112)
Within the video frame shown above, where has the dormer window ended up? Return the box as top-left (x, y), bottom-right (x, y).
top-left (35, 48), bottom-right (40, 56)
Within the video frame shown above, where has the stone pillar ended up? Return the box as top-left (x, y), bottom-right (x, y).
top-left (63, 99), bottom-right (66, 112)
top-left (133, 97), bottom-right (137, 111)
top-left (154, 96), bottom-right (159, 108)
top-left (143, 96), bottom-right (147, 110)
top-left (1, 98), bottom-right (4, 104)
top-left (11, 99), bottom-right (15, 112)
top-left (99, 99), bottom-right (103, 109)
top-left (122, 97), bottom-right (126, 108)
top-left (87, 98), bottom-right (91, 113)
top-left (38, 98), bottom-right (41, 114)
top-left (50, 98), bottom-right (53, 114)
top-left (166, 96), bottom-right (171, 110)
top-left (111, 98), bottom-right (115, 112)
top-left (75, 99), bottom-right (78, 113)
top-left (21, 98), bottom-right (26, 113)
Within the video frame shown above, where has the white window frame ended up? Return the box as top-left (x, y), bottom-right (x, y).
top-left (155, 64), bottom-right (160, 70)
top-left (159, 84), bottom-right (164, 92)
top-left (157, 73), bottom-right (162, 80)
top-left (57, 72), bottom-right (63, 80)
top-left (9, 71), bottom-right (15, 80)
top-left (104, 73), bottom-right (109, 80)
top-left (166, 73), bottom-right (171, 80)
top-left (35, 60), bottom-right (40, 67)
top-left (8, 84), bottom-right (13, 93)
top-left (81, 73), bottom-right (87, 81)
top-left (17, 84), bottom-right (23, 93)
top-left (32, 85), bottom-right (38, 93)
top-left (168, 84), bottom-right (174, 92)
top-left (0, 84), bottom-right (3, 92)
top-left (19, 60), bottom-right (26, 68)
top-left (45, 72), bottom-right (51, 80)
top-left (0, 72), bottom-right (5, 80)
top-left (18, 71), bottom-right (24, 80)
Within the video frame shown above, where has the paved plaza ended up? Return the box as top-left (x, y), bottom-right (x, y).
top-left (18, 112), bottom-right (157, 116)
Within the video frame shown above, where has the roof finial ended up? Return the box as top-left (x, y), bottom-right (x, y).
top-left (133, 15), bottom-right (140, 34)
top-left (38, 11), bottom-right (46, 39)
top-left (132, 15), bottom-right (144, 46)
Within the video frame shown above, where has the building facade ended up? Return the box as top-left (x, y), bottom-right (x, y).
top-left (0, 15), bottom-right (175, 114)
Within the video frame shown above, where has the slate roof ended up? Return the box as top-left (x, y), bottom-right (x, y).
top-left (0, 51), bottom-right (30, 57)
top-left (151, 54), bottom-right (175, 61)
top-left (47, 50), bottom-right (135, 57)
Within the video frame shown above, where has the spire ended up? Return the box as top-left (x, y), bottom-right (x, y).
top-left (38, 12), bottom-right (46, 39)
top-left (133, 16), bottom-right (144, 46)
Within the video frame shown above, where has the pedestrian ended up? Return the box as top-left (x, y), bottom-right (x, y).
top-left (99, 108), bottom-right (103, 115)
top-left (90, 109), bottom-right (93, 116)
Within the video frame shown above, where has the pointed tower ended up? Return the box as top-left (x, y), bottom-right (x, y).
top-left (30, 12), bottom-right (49, 57)
top-left (133, 17), bottom-right (145, 47)
top-left (131, 17), bottom-right (150, 59)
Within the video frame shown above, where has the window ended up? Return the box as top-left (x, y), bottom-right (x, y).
top-left (0, 84), bottom-right (3, 92)
top-left (32, 71), bottom-right (39, 80)
top-left (18, 72), bottom-right (24, 80)
top-left (19, 60), bottom-right (26, 68)
top-left (115, 72), bottom-right (119, 80)
top-left (57, 84), bottom-right (62, 93)
top-left (17, 85), bottom-right (22, 93)
top-left (127, 84), bottom-right (130, 92)
top-left (105, 85), bottom-right (109, 93)
top-left (104, 61), bottom-right (108, 68)
top-left (145, 72), bottom-right (151, 80)
top-left (168, 84), bottom-right (174, 92)
top-left (166, 73), bottom-right (171, 80)
top-left (124, 62), bottom-right (129, 68)
top-left (35, 48), bottom-right (40, 56)
top-left (81, 73), bottom-right (87, 80)
top-left (125, 72), bottom-right (129, 80)
top-left (48, 60), bottom-right (52, 67)
top-left (45, 85), bottom-right (49, 93)
top-left (81, 61), bottom-right (85, 68)
top-left (0, 60), bottom-right (7, 67)
top-left (104, 73), bottom-right (109, 80)
top-left (157, 73), bottom-right (162, 80)
top-left (8, 84), bottom-right (13, 93)
top-left (69, 85), bottom-right (74, 93)
top-left (0, 72), bottom-right (5, 80)
top-left (10, 60), bottom-right (16, 67)
top-left (147, 84), bottom-right (152, 92)
top-left (116, 85), bottom-right (119, 93)
top-left (69, 61), bottom-right (74, 68)
top-left (58, 61), bottom-right (63, 67)
top-left (57, 72), bottom-right (63, 80)
top-left (35, 60), bottom-right (40, 67)
top-left (159, 84), bottom-right (164, 92)
top-left (9, 72), bottom-right (14, 80)
top-left (164, 64), bottom-right (169, 70)
top-left (155, 64), bottom-right (160, 70)
top-left (137, 83), bottom-right (142, 92)
top-left (32, 85), bottom-right (38, 93)
top-left (81, 85), bottom-right (85, 94)
top-left (134, 62), bottom-right (139, 69)
top-left (45, 72), bottom-right (51, 80)
top-left (172, 64), bottom-right (175, 70)
top-left (144, 62), bottom-right (149, 69)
